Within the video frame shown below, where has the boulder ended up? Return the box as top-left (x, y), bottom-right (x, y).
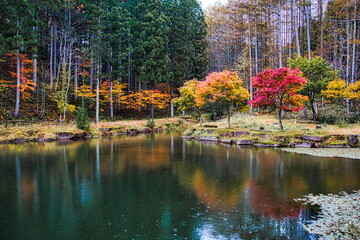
top-left (348, 135), bottom-right (359, 146)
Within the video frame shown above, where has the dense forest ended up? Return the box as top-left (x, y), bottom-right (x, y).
top-left (0, 0), bottom-right (207, 121)
top-left (0, 0), bottom-right (359, 123)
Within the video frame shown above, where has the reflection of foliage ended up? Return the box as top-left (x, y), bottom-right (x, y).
top-left (248, 179), bottom-right (303, 220)
top-left (297, 191), bottom-right (360, 240)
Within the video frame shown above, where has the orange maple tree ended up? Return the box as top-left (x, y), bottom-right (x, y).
top-left (195, 70), bottom-right (250, 127)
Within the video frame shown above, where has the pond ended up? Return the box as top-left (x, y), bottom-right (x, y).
top-left (0, 133), bottom-right (359, 240)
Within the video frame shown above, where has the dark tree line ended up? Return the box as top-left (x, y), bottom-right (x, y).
top-left (0, 0), bottom-right (208, 121)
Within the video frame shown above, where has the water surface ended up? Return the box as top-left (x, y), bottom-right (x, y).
top-left (1, 133), bottom-right (359, 239)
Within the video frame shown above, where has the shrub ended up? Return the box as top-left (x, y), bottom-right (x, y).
top-left (76, 106), bottom-right (90, 131)
top-left (146, 118), bottom-right (155, 129)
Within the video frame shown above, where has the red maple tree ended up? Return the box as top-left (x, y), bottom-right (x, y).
top-left (251, 67), bottom-right (308, 131)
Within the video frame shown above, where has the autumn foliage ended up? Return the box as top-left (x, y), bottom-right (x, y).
top-left (195, 70), bottom-right (250, 127)
top-left (251, 67), bottom-right (307, 130)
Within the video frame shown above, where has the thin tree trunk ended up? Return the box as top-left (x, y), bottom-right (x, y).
top-left (318, 0), bottom-right (324, 57)
top-left (14, 50), bottom-right (21, 118)
top-left (170, 86), bottom-right (174, 117)
top-left (95, 63), bottom-right (100, 124)
top-left (294, 0), bottom-right (301, 55)
top-left (346, 0), bottom-right (351, 115)
top-left (74, 56), bottom-right (78, 100)
top-left (50, 25), bottom-right (54, 89)
top-left (32, 52), bottom-right (37, 92)
top-left (278, 0), bottom-right (283, 67)
top-left (306, 2), bottom-right (311, 59)
top-left (351, 2), bottom-right (357, 83)
top-left (110, 81), bottom-right (114, 119)
top-left (248, 13), bottom-right (253, 113)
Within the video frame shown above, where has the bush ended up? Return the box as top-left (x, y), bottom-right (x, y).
top-left (146, 118), bottom-right (155, 129)
top-left (76, 106), bottom-right (90, 131)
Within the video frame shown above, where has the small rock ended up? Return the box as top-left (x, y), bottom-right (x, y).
top-left (199, 136), bottom-right (219, 142)
top-left (220, 139), bottom-right (232, 144)
top-left (236, 140), bottom-right (253, 145)
top-left (290, 142), bottom-right (315, 148)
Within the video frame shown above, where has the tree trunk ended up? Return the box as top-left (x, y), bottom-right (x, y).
top-left (74, 56), bottom-right (78, 100)
top-left (294, 0), bottom-right (301, 55)
top-left (14, 50), bottom-right (21, 118)
top-left (50, 25), bottom-right (54, 89)
top-left (278, 108), bottom-right (284, 131)
top-left (95, 63), bottom-right (100, 124)
top-left (32, 52), bottom-right (37, 92)
top-left (110, 80), bottom-right (114, 119)
top-left (351, 2), bottom-right (357, 83)
top-left (306, 2), bottom-right (311, 59)
top-left (170, 86), bottom-right (174, 117)
top-left (278, 0), bottom-right (283, 67)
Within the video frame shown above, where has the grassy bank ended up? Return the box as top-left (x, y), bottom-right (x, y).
top-left (0, 117), bottom-right (185, 143)
top-left (183, 113), bottom-right (360, 148)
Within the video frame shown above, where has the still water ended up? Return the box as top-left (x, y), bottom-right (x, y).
top-left (0, 133), bottom-right (359, 240)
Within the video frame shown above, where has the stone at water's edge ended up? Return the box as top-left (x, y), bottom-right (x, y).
top-left (199, 136), bottom-right (219, 142)
top-left (290, 142), bottom-right (316, 148)
top-left (254, 143), bottom-right (284, 148)
top-left (220, 139), bottom-right (232, 144)
top-left (11, 138), bottom-right (27, 144)
top-left (348, 135), bottom-right (359, 146)
top-left (302, 135), bottom-right (325, 142)
top-left (236, 140), bottom-right (253, 145)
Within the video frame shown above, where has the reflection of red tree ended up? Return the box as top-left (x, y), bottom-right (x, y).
top-left (248, 179), bottom-right (302, 220)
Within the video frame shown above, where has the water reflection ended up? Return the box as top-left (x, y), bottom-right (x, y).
top-left (0, 134), bottom-right (359, 240)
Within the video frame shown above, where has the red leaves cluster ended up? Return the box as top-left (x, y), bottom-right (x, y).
top-left (251, 67), bottom-right (308, 112)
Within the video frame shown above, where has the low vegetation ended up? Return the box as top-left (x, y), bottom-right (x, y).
top-left (296, 191), bottom-right (360, 240)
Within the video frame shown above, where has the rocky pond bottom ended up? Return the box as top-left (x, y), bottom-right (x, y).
top-left (1, 133), bottom-right (360, 240)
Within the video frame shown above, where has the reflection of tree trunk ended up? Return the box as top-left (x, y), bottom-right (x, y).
top-left (96, 141), bottom-right (101, 182)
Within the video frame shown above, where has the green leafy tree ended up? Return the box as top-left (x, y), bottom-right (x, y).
top-left (288, 56), bottom-right (337, 122)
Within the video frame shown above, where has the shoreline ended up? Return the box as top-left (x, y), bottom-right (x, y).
top-left (0, 118), bottom-right (185, 144)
